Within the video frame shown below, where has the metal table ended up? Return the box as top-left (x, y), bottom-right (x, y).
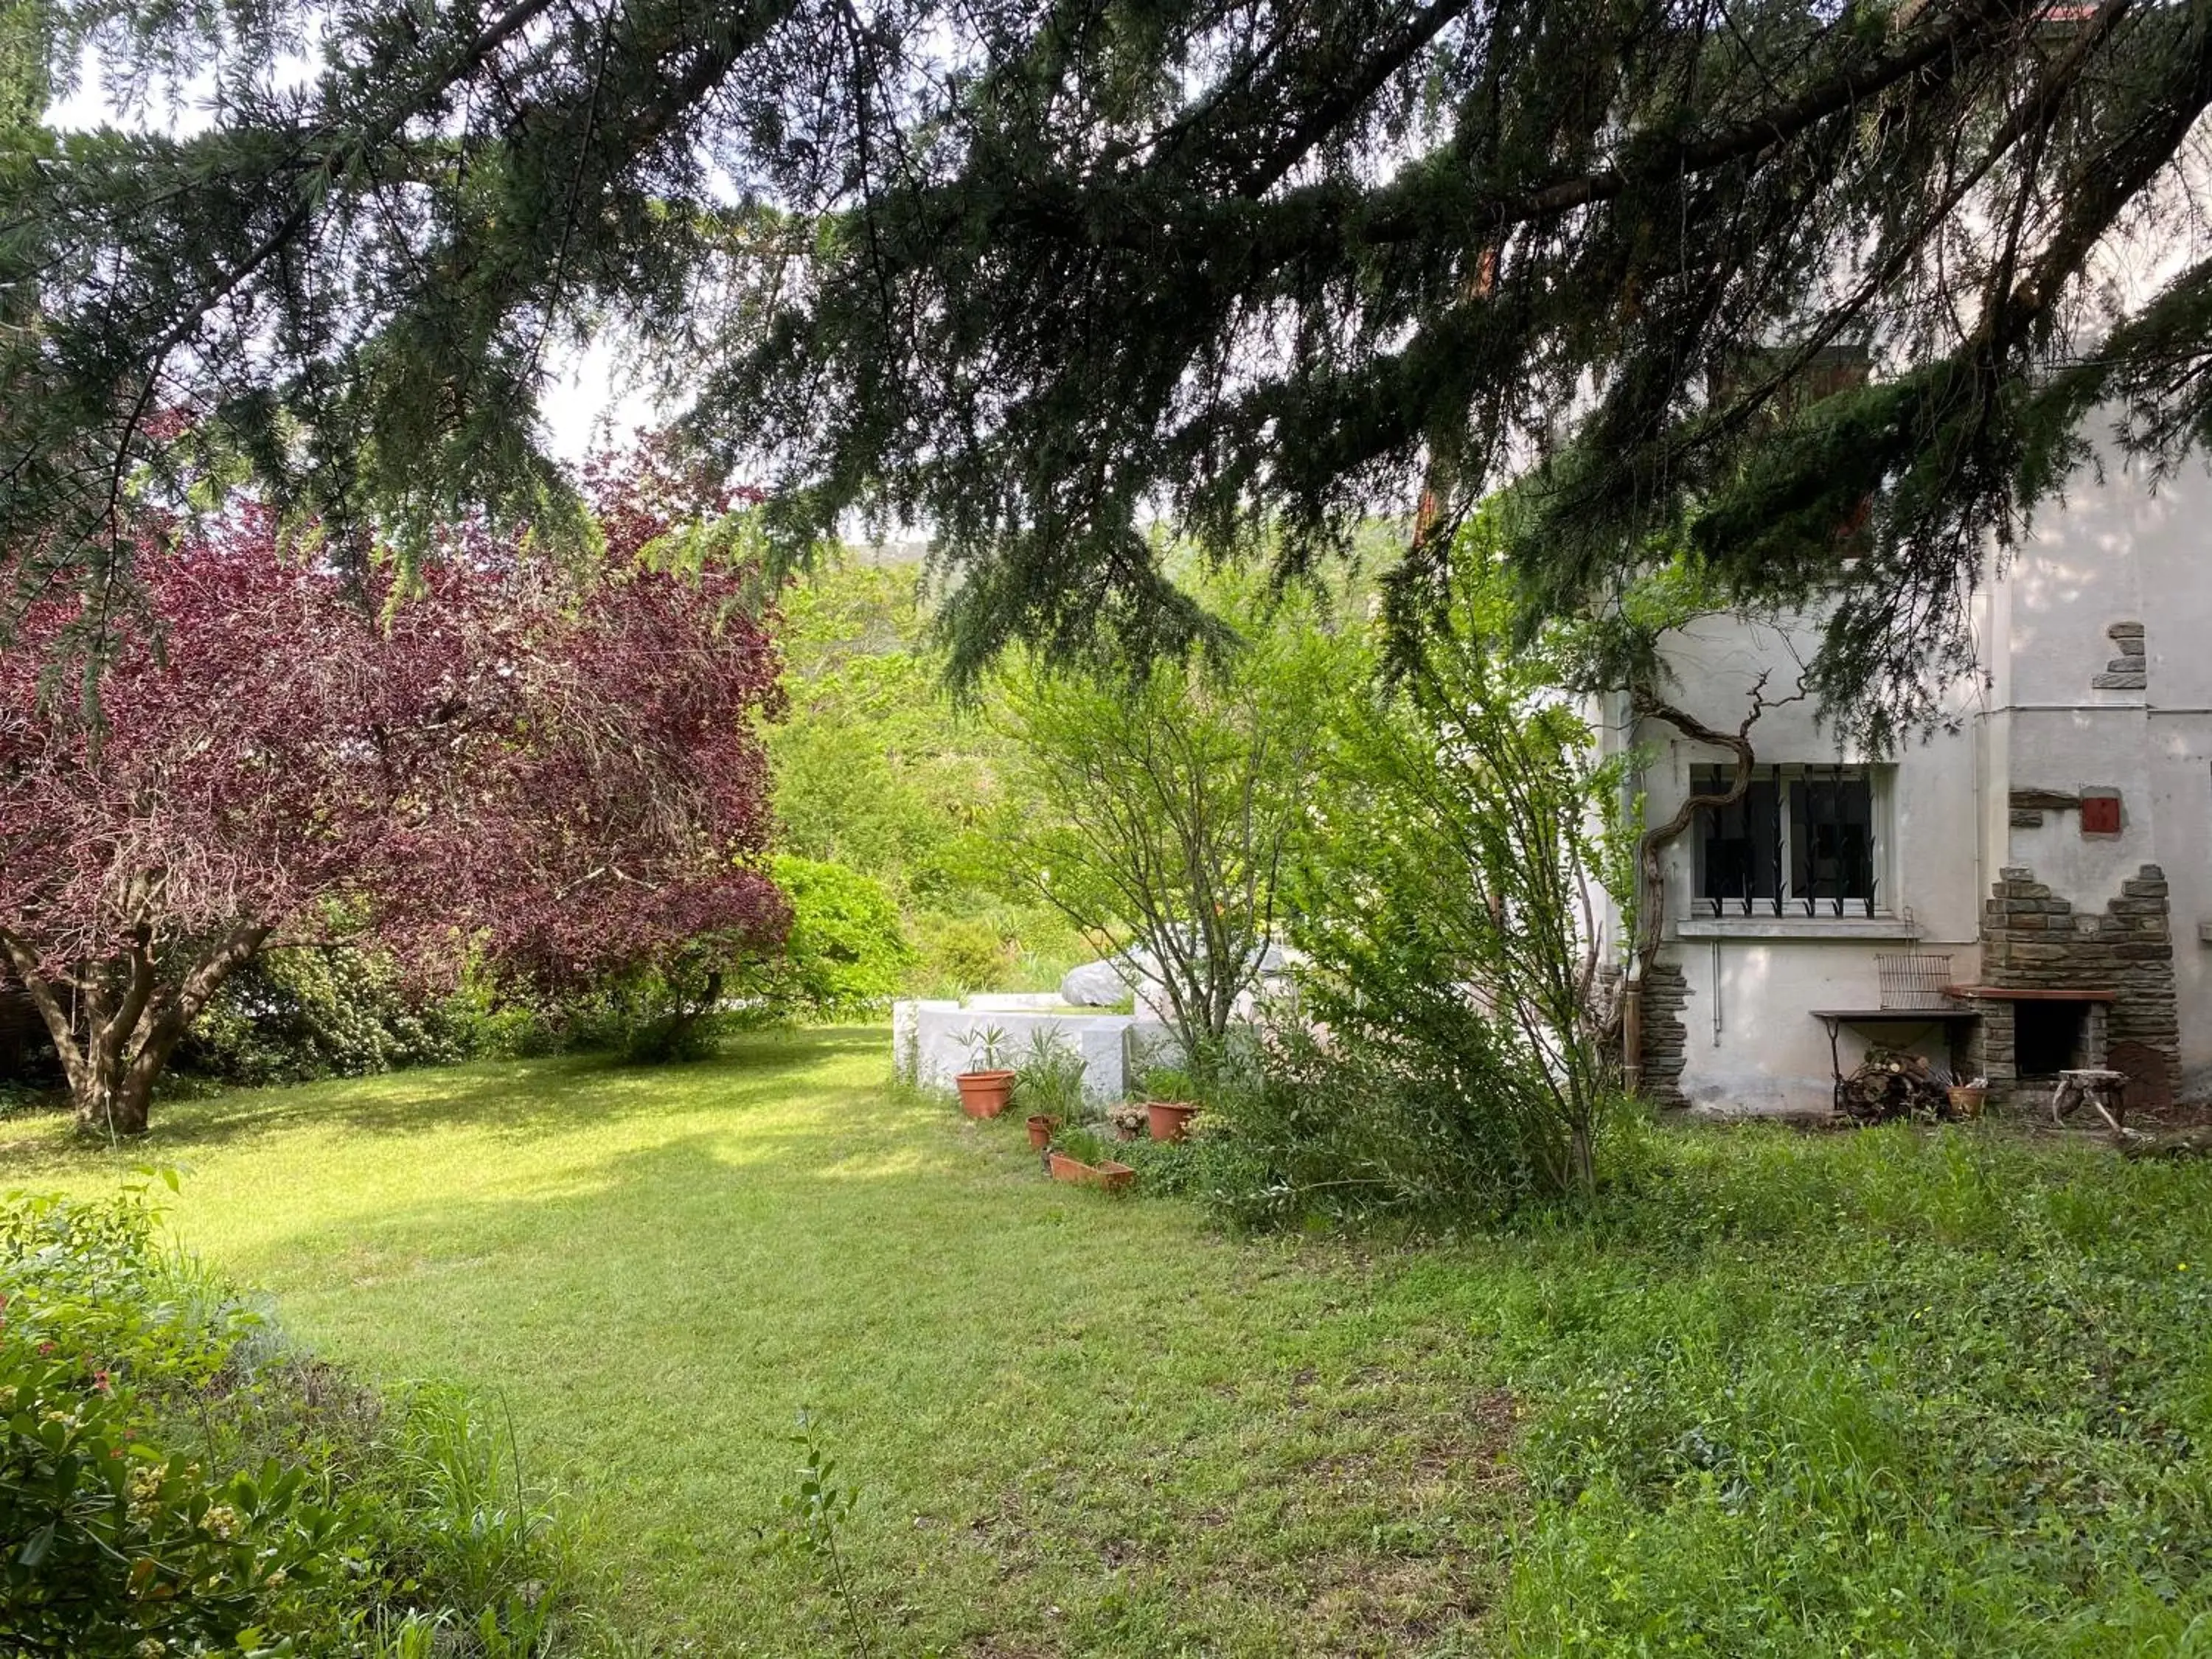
top-left (1809, 1006), bottom-right (1981, 1113)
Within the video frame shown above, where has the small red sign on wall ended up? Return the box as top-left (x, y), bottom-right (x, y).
top-left (2081, 794), bottom-right (2122, 835)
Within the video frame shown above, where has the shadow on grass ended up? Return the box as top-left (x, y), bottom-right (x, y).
top-left (9, 1019), bottom-right (1521, 1656)
top-left (0, 1026), bottom-right (895, 1169)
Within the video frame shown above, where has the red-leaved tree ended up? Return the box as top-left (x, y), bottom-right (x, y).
top-left (0, 493), bottom-right (787, 1135)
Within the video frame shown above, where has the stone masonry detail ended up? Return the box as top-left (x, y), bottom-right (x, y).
top-left (1638, 959), bottom-right (1689, 1108)
top-left (1970, 863), bottom-right (2177, 1103)
top-left (2093, 620), bottom-right (2147, 691)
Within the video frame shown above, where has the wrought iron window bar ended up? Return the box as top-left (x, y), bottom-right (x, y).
top-left (1697, 764), bottom-right (1878, 919)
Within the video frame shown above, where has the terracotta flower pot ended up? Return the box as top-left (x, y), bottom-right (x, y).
top-left (1026, 1113), bottom-right (1056, 1150)
top-left (956, 1069), bottom-right (1016, 1119)
top-left (1947, 1084), bottom-right (1986, 1120)
top-left (1048, 1150), bottom-right (1091, 1184)
top-left (1096, 1161), bottom-right (1135, 1193)
top-left (1147, 1101), bottom-right (1199, 1143)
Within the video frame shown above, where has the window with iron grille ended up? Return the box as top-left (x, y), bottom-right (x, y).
top-left (1691, 765), bottom-right (1885, 916)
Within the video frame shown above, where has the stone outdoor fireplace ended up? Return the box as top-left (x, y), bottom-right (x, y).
top-left (2013, 996), bottom-right (2093, 1077)
top-left (1964, 863), bottom-right (2177, 1108)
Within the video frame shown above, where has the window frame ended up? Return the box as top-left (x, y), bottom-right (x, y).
top-left (1688, 762), bottom-right (1893, 919)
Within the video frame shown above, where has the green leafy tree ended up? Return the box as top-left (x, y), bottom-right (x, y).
top-left (0, 3), bottom-right (40, 136)
top-left (995, 587), bottom-right (1351, 1066)
top-left (767, 560), bottom-right (1087, 993)
top-left (9, 0), bottom-right (2212, 739)
top-left (766, 563), bottom-right (1004, 902)
top-left (1284, 552), bottom-right (1636, 1203)
top-left (738, 855), bottom-right (917, 1023)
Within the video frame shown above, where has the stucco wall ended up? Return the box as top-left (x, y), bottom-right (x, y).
top-left (1615, 442), bottom-right (2212, 1114)
top-left (1663, 936), bottom-right (1980, 1116)
top-left (2001, 453), bottom-right (2212, 1091)
top-left (1618, 613), bottom-right (1983, 1116)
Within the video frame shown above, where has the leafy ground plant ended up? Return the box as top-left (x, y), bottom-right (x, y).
top-left (761, 1411), bottom-right (875, 1658)
top-left (1010, 1029), bottom-right (1088, 1125)
top-left (0, 1180), bottom-right (576, 1656)
top-left (1477, 1121), bottom-right (2212, 1654)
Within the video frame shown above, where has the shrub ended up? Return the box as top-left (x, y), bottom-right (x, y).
top-left (737, 855), bottom-right (916, 1024)
top-left (178, 946), bottom-right (477, 1088)
top-left (911, 916), bottom-right (1011, 996)
top-left (526, 964), bottom-right (722, 1065)
top-left (519, 856), bottom-right (914, 1057)
top-left (0, 1079), bottom-right (51, 1119)
top-left (0, 1184), bottom-right (575, 1655)
top-left (1206, 540), bottom-right (1636, 1225)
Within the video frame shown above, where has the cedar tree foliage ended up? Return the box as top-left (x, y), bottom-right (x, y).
top-left (0, 481), bottom-right (787, 1137)
top-left (7, 1), bottom-right (2212, 735)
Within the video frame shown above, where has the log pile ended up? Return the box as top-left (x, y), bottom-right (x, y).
top-left (1838, 1048), bottom-right (1952, 1124)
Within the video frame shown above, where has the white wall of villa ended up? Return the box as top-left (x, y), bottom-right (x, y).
top-left (894, 995), bottom-right (1180, 1100)
top-left (1998, 456), bottom-right (2212, 1095)
top-left (1618, 442), bottom-right (2212, 1116)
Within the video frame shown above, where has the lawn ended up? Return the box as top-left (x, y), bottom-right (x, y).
top-left (8, 1031), bottom-right (2212, 1656)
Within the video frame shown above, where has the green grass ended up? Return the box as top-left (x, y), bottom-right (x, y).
top-left (9, 1034), bottom-right (2212, 1655)
top-left (2, 1032), bottom-right (1513, 1656)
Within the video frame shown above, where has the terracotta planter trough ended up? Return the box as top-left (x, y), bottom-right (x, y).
top-left (1046, 1152), bottom-right (1135, 1192)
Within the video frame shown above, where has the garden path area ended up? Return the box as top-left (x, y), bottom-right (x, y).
top-left (12, 1032), bottom-right (2212, 1656)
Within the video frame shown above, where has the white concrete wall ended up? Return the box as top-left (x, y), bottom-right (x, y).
top-left (891, 998), bottom-right (1180, 1100)
top-left (1615, 613), bottom-right (1984, 1116)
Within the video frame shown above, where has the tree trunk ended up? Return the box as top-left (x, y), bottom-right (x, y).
top-left (0, 921), bottom-right (269, 1137)
top-left (82, 1064), bottom-right (153, 1137)
top-left (107, 1006), bottom-right (195, 1137)
top-left (72, 995), bottom-right (187, 1137)
top-left (655, 967), bottom-right (724, 1057)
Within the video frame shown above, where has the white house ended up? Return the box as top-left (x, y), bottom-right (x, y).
top-left (1610, 448), bottom-right (2209, 1118)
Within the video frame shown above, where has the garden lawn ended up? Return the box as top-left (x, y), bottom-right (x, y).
top-left (4, 1032), bottom-right (1512, 1657)
top-left (10, 1032), bottom-right (2212, 1657)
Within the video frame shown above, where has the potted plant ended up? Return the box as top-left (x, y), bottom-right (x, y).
top-left (1133, 1060), bottom-right (1201, 1143)
top-left (1014, 1029), bottom-right (1087, 1147)
top-left (954, 1025), bottom-right (1016, 1119)
top-left (1146, 1102), bottom-right (1199, 1142)
top-left (1047, 1124), bottom-right (1106, 1183)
